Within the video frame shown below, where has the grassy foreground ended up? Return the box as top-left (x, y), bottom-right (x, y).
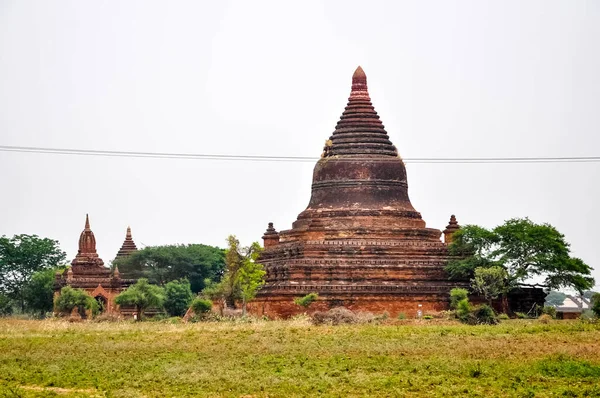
top-left (0, 318), bottom-right (599, 397)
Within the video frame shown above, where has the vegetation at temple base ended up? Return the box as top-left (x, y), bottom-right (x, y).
top-left (0, 234), bottom-right (66, 313)
top-left (54, 287), bottom-right (98, 318)
top-left (114, 278), bottom-right (165, 320)
top-left (190, 297), bottom-right (212, 315)
top-left (447, 218), bottom-right (595, 310)
top-left (201, 235), bottom-right (266, 315)
top-left (450, 288), bottom-right (498, 325)
top-left (112, 244), bottom-right (225, 293)
top-left (163, 279), bottom-right (194, 317)
top-left (294, 292), bottom-right (319, 308)
top-left (0, 318), bottom-right (599, 397)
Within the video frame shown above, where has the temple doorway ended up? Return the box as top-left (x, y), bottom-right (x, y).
top-left (95, 295), bottom-right (107, 313)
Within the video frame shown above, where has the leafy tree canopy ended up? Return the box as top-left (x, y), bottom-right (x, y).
top-left (0, 234), bottom-right (66, 311)
top-left (545, 291), bottom-right (567, 307)
top-left (113, 244), bottom-right (225, 293)
top-left (447, 218), bottom-right (595, 293)
top-left (115, 278), bottom-right (165, 320)
top-left (24, 267), bottom-right (65, 317)
top-left (163, 279), bottom-right (194, 317)
top-left (471, 266), bottom-right (509, 305)
top-left (201, 236), bottom-right (265, 314)
top-left (237, 241), bottom-right (266, 315)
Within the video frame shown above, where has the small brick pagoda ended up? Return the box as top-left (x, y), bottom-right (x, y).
top-left (253, 67), bottom-right (460, 318)
top-left (55, 214), bottom-right (133, 314)
top-left (115, 226), bottom-right (138, 260)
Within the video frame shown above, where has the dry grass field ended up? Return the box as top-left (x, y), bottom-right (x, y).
top-left (0, 318), bottom-right (599, 397)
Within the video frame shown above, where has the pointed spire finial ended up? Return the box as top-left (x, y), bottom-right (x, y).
top-left (352, 66), bottom-right (366, 83)
top-left (126, 226), bottom-right (132, 238)
top-left (350, 66), bottom-right (369, 100)
top-left (85, 214), bottom-right (90, 230)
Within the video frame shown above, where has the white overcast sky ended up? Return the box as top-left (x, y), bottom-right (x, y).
top-left (1, 1), bottom-right (598, 289)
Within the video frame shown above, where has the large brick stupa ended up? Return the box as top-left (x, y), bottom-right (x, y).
top-left (252, 67), bottom-right (459, 317)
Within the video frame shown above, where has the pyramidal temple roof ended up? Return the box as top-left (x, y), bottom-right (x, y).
top-left (324, 66), bottom-right (398, 157)
top-left (115, 226), bottom-right (138, 259)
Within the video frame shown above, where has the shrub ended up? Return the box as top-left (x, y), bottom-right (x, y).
top-left (538, 314), bottom-right (553, 324)
top-left (498, 313), bottom-right (510, 320)
top-left (456, 298), bottom-right (472, 322)
top-left (294, 293), bottom-right (318, 309)
top-left (423, 315), bottom-right (433, 320)
top-left (397, 312), bottom-right (407, 320)
top-left (471, 304), bottom-right (498, 325)
top-left (54, 286), bottom-right (98, 318)
top-left (191, 298), bottom-right (213, 315)
top-left (164, 279), bottom-right (194, 317)
top-left (515, 312), bottom-right (529, 319)
top-left (450, 288), bottom-right (469, 309)
top-left (542, 306), bottom-right (557, 319)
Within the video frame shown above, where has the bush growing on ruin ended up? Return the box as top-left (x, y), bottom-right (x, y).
top-left (294, 293), bottom-right (318, 309)
top-left (163, 279), bottom-right (194, 317)
top-left (191, 298), bottom-right (213, 315)
top-left (54, 286), bottom-right (98, 318)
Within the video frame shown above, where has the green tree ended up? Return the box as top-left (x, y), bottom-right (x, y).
top-left (0, 234), bottom-right (66, 312)
top-left (471, 266), bottom-right (510, 306)
top-left (163, 279), bottom-right (194, 317)
top-left (113, 244), bottom-right (225, 293)
top-left (583, 290), bottom-right (599, 300)
top-left (545, 291), bottom-right (567, 307)
top-left (24, 267), bottom-right (64, 317)
top-left (447, 219), bottom-right (595, 294)
top-left (591, 293), bottom-right (600, 318)
top-left (0, 294), bottom-right (12, 316)
top-left (237, 242), bottom-right (266, 316)
top-left (202, 236), bottom-right (266, 314)
top-left (54, 286), bottom-right (98, 318)
top-left (114, 278), bottom-right (165, 321)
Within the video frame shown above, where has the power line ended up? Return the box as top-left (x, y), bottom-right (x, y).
top-left (1, 145), bottom-right (599, 164)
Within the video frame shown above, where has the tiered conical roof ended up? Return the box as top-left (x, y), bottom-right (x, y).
top-left (324, 66), bottom-right (398, 157)
top-left (115, 226), bottom-right (138, 259)
top-left (295, 66), bottom-right (423, 231)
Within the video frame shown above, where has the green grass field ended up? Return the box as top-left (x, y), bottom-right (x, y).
top-left (0, 318), bottom-right (599, 397)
